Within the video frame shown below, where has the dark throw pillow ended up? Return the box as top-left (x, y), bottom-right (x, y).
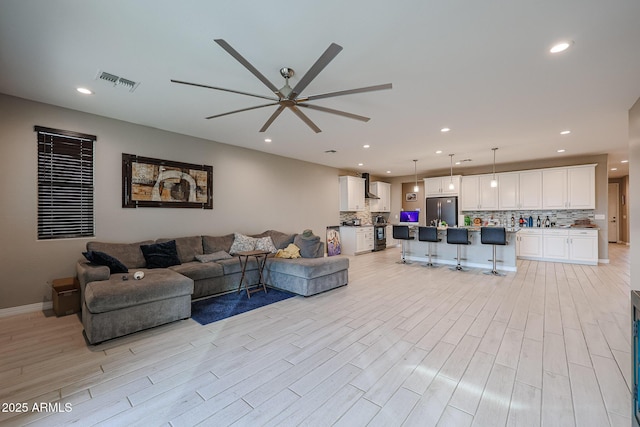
top-left (83, 250), bottom-right (129, 274)
top-left (140, 240), bottom-right (181, 269)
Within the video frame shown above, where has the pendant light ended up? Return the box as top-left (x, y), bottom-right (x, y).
top-left (413, 159), bottom-right (419, 192)
top-left (490, 147), bottom-right (498, 188)
top-left (448, 154), bottom-right (455, 190)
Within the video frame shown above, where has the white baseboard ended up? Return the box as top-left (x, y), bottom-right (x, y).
top-left (0, 301), bottom-right (52, 318)
top-left (599, 258), bottom-right (610, 264)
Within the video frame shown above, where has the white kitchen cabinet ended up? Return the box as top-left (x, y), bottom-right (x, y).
top-left (542, 168), bottom-right (567, 209)
top-left (425, 175), bottom-right (460, 196)
top-left (516, 228), bottom-right (598, 265)
top-left (498, 172), bottom-right (519, 210)
top-left (518, 170), bottom-right (543, 209)
top-left (568, 229), bottom-right (598, 264)
top-left (339, 226), bottom-right (374, 255)
top-left (339, 176), bottom-right (365, 211)
top-left (542, 165), bottom-right (595, 209)
top-left (386, 225), bottom-right (396, 247)
top-left (461, 174), bottom-right (497, 210)
top-left (369, 181), bottom-right (391, 212)
top-left (516, 229), bottom-right (543, 258)
top-left (542, 229), bottom-right (569, 260)
top-left (567, 166), bottom-right (596, 209)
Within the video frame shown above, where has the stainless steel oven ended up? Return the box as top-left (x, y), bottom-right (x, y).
top-left (373, 224), bottom-right (386, 251)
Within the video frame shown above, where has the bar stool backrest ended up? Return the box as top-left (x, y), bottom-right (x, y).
top-left (418, 226), bottom-right (439, 242)
top-left (447, 227), bottom-right (470, 245)
top-left (481, 227), bottom-right (507, 245)
top-left (393, 225), bottom-right (411, 240)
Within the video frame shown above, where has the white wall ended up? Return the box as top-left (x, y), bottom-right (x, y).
top-left (0, 94), bottom-right (340, 309)
top-left (630, 97), bottom-right (640, 290)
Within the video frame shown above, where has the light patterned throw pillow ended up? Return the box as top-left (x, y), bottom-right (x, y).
top-left (255, 236), bottom-right (277, 253)
top-left (229, 233), bottom-right (257, 254)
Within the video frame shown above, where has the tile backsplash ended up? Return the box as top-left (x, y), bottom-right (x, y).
top-left (461, 209), bottom-right (595, 227)
top-left (340, 199), bottom-right (390, 225)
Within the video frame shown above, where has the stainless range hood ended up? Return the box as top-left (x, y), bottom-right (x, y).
top-left (362, 173), bottom-right (379, 199)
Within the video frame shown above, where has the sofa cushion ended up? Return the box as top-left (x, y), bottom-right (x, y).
top-left (202, 234), bottom-right (234, 254)
top-left (87, 240), bottom-right (154, 269)
top-left (84, 269), bottom-right (193, 314)
top-left (252, 230), bottom-right (296, 250)
top-left (216, 257), bottom-right (259, 275)
top-left (195, 251), bottom-right (232, 263)
top-left (140, 240), bottom-right (181, 269)
top-left (83, 251), bottom-right (128, 274)
top-left (267, 256), bottom-right (348, 279)
top-left (169, 261), bottom-right (224, 281)
top-left (157, 236), bottom-right (203, 263)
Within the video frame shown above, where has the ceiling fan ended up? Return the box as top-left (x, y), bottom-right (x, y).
top-left (171, 39), bottom-right (392, 133)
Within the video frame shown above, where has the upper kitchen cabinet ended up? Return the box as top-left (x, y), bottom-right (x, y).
top-left (425, 175), bottom-right (461, 196)
top-left (498, 170), bottom-right (542, 210)
top-left (542, 165), bottom-right (595, 209)
top-left (567, 165), bottom-right (596, 209)
top-left (339, 176), bottom-right (365, 211)
top-left (461, 174), bottom-right (498, 210)
top-left (369, 181), bottom-right (391, 212)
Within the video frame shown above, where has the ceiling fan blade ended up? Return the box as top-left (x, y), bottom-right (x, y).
top-left (214, 39), bottom-right (284, 98)
top-left (289, 105), bottom-right (322, 133)
top-left (297, 103), bottom-right (370, 122)
top-left (289, 43), bottom-right (343, 100)
top-left (300, 83), bottom-right (393, 102)
top-left (171, 79), bottom-right (279, 101)
top-left (205, 102), bottom-right (279, 119)
top-left (259, 105), bottom-right (286, 132)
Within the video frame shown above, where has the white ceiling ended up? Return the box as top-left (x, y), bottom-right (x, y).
top-left (1, 0), bottom-right (638, 178)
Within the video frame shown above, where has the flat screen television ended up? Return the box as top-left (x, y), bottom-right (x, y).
top-left (399, 210), bottom-right (419, 225)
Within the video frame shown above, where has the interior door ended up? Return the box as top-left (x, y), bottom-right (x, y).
top-left (608, 182), bottom-right (619, 243)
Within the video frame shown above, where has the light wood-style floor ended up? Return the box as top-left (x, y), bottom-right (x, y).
top-left (0, 244), bottom-right (632, 426)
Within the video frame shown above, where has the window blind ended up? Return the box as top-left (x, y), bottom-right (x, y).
top-left (36, 126), bottom-right (96, 240)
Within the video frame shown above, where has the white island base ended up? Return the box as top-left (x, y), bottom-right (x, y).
top-left (402, 228), bottom-right (518, 272)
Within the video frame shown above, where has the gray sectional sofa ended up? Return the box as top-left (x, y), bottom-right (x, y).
top-left (76, 230), bottom-right (349, 344)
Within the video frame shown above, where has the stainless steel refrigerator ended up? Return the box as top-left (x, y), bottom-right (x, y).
top-left (426, 196), bottom-right (458, 227)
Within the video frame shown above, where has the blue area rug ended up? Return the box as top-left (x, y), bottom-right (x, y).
top-left (191, 288), bottom-right (296, 325)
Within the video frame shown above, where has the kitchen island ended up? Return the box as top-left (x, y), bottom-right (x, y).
top-left (402, 227), bottom-right (519, 272)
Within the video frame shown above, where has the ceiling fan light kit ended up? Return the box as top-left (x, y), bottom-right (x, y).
top-left (171, 39), bottom-right (392, 133)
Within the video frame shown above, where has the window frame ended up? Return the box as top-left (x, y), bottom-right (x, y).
top-left (35, 126), bottom-right (96, 240)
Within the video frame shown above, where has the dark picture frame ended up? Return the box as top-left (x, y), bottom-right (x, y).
top-left (122, 153), bottom-right (213, 209)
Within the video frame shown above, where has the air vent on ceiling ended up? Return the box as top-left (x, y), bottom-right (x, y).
top-left (324, 149), bottom-right (337, 153)
top-left (95, 70), bottom-right (140, 92)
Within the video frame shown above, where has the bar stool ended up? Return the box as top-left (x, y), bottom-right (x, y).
top-left (418, 226), bottom-right (440, 267)
top-left (393, 225), bottom-right (413, 264)
top-left (446, 227), bottom-right (470, 271)
top-left (481, 227), bottom-right (507, 276)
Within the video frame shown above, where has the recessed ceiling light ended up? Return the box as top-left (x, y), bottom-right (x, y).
top-left (611, 168), bottom-right (618, 171)
top-left (560, 130), bottom-right (571, 135)
top-left (550, 41), bottom-right (572, 53)
top-left (441, 128), bottom-right (451, 133)
top-left (435, 150), bottom-right (443, 154)
top-left (455, 161), bottom-right (461, 165)
top-left (264, 138), bottom-right (272, 143)
top-left (557, 149), bottom-right (566, 153)
top-left (363, 144), bottom-right (370, 148)
top-left (386, 170), bottom-right (391, 174)
top-left (621, 160), bottom-right (629, 163)
top-left (76, 87), bottom-right (93, 95)
top-left (358, 163), bottom-right (364, 166)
